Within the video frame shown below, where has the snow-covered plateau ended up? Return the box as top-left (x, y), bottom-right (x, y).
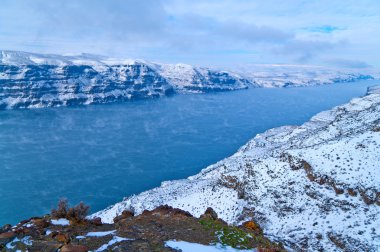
top-left (0, 50), bottom-right (376, 109)
top-left (93, 86), bottom-right (380, 251)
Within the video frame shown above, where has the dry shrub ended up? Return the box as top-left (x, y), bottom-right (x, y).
top-left (67, 202), bottom-right (89, 222)
top-left (51, 198), bottom-right (69, 219)
top-left (51, 199), bottom-right (90, 223)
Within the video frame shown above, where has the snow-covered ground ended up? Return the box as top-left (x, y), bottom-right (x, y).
top-left (165, 240), bottom-right (256, 252)
top-left (94, 86), bottom-right (380, 251)
top-left (50, 218), bottom-right (70, 226)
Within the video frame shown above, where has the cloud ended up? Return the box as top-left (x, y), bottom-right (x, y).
top-left (273, 39), bottom-right (346, 63)
top-left (0, 0), bottom-right (379, 67)
top-left (0, 0), bottom-right (169, 55)
top-left (218, 22), bottom-right (293, 44)
top-left (326, 59), bottom-right (372, 69)
top-left (31, 0), bottom-right (167, 43)
top-left (302, 25), bottom-right (344, 33)
top-left (164, 14), bottom-right (294, 53)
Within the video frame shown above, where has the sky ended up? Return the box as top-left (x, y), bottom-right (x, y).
top-left (0, 0), bottom-right (379, 68)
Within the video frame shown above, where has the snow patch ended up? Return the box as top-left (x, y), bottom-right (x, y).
top-left (93, 236), bottom-right (133, 252)
top-left (165, 240), bottom-right (256, 252)
top-left (51, 218), bottom-right (70, 226)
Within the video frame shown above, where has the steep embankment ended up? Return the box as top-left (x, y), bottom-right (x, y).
top-left (0, 50), bottom-right (375, 109)
top-left (94, 86), bottom-right (380, 251)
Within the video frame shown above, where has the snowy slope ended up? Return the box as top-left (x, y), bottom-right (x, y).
top-left (157, 63), bottom-right (251, 93)
top-left (0, 50), bottom-right (377, 109)
top-left (93, 86), bottom-right (380, 251)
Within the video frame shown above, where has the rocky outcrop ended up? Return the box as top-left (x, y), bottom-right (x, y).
top-left (0, 206), bottom-right (284, 252)
top-left (94, 87), bottom-right (380, 251)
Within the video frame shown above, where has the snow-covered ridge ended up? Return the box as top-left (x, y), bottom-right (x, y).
top-left (94, 86), bottom-right (380, 251)
top-left (0, 50), bottom-right (142, 66)
top-left (234, 64), bottom-right (377, 88)
top-left (0, 50), bottom-right (377, 109)
top-left (0, 50), bottom-right (251, 109)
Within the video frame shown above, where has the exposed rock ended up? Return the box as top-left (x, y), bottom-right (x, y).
top-left (55, 233), bottom-right (70, 244)
top-left (113, 210), bottom-right (134, 223)
top-left (60, 244), bottom-right (89, 252)
top-left (242, 221), bottom-right (262, 234)
top-left (0, 225), bottom-right (11, 233)
top-left (89, 217), bottom-right (102, 226)
top-left (32, 218), bottom-right (49, 229)
top-left (0, 206), bottom-right (284, 251)
top-left (200, 207), bottom-right (218, 220)
top-left (0, 231), bottom-right (16, 246)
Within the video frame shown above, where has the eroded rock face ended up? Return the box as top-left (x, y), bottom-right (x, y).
top-left (0, 64), bottom-right (174, 109)
top-left (0, 206), bottom-right (284, 252)
top-left (0, 51), bottom-right (251, 109)
top-left (94, 88), bottom-right (380, 251)
top-left (0, 50), bottom-right (376, 109)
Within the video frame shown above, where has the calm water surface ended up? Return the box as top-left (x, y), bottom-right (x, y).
top-left (0, 80), bottom-right (378, 225)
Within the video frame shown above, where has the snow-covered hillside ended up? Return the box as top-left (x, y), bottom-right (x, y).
top-left (0, 50), bottom-right (376, 109)
top-left (156, 63), bottom-right (251, 93)
top-left (94, 86), bottom-right (380, 251)
top-left (234, 64), bottom-right (376, 88)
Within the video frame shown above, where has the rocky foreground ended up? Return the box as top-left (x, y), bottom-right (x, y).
top-left (94, 86), bottom-right (380, 251)
top-left (0, 205), bottom-right (284, 252)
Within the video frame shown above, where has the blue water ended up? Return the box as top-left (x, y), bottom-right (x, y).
top-left (0, 80), bottom-right (378, 225)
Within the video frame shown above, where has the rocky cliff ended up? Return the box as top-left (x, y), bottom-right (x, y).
top-left (0, 51), bottom-right (250, 109)
top-left (0, 50), bottom-right (376, 109)
top-left (94, 86), bottom-right (380, 251)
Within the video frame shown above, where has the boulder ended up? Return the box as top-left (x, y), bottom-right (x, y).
top-left (200, 207), bottom-right (218, 220)
top-left (55, 233), bottom-right (70, 244)
top-left (0, 224), bottom-right (11, 233)
top-left (60, 244), bottom-right (89, 252)
top-left (90, 217), bottom-right (102, 226)
top-left (0, 231), bottom-right (16, 246)
top-left (113, 210), bottom-right (134, 223)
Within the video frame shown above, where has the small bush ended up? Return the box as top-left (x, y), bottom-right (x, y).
top-left (67, 202), bottom-right (90, 222)
top-left (51, 198), bottom-right (69, 219)
top-left (51, 199), bottom-right (90, 223)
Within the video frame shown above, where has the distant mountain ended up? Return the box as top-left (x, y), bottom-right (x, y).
top-left (94, 86), bottom-right (380, 251)
top-left (234, 64), bottom-right (376, 88)
top-left (0, 50), bottom-right (376, 109)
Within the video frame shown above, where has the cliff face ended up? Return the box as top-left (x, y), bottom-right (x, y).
top-left (0, 50), bottom-right (376, 109)
top-left (94, 87), bottom-right (380, 251)
top-left (0, 64), bottom-right (174, 109)
top-left (0, 51), bottom-right (250, 109)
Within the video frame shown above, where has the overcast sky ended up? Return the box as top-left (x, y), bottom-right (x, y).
top-left (0, 0), bottom-right (379, 68)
